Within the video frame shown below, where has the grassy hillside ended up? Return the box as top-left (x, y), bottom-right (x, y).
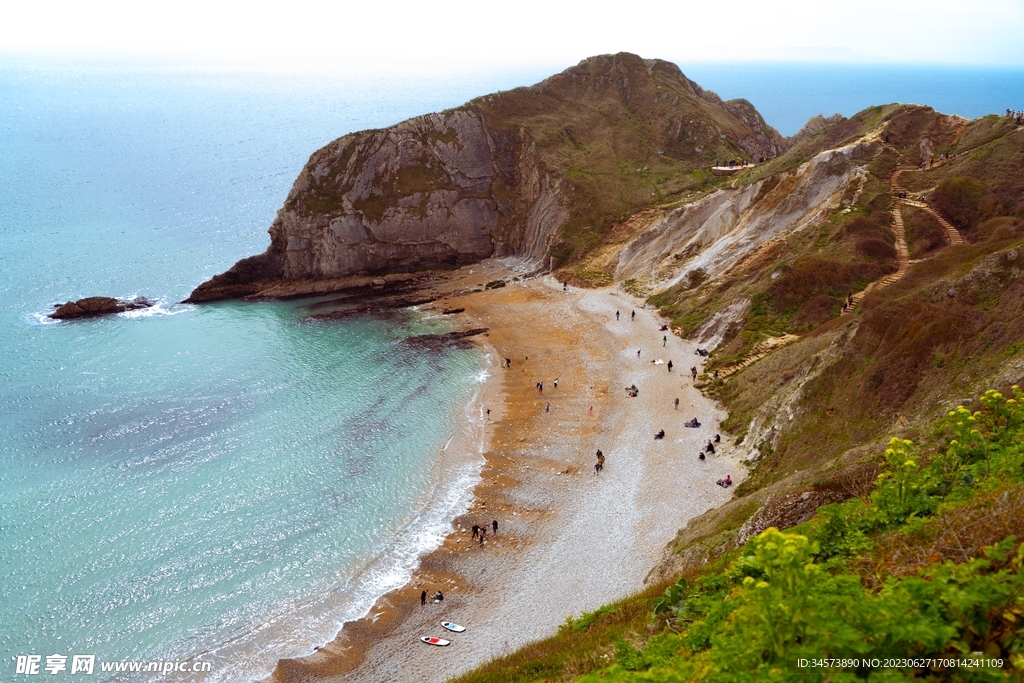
top-left (471, 53), bottom-right (783, 264)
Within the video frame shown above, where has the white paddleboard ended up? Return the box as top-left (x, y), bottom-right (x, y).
top-left (420, 636), bottom-right (450, 647)
top-left (441, 621), bottom-right (466, 633)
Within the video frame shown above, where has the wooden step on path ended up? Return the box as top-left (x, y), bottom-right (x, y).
top-left (900, 198), bottom-right (964, 245)
top-left (844, 204), bottom-right (909, 314)
top-left (889, 166), bottom-right (963, 245)
top-left (717, 334), bottom-right (800, 380)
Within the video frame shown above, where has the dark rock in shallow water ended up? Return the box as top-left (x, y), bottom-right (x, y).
top-left (49, 296), bottom-right (154, 320)
top-left (401, 328), bottom-right (488, 350)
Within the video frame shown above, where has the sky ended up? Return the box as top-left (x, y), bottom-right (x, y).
top-left (2, 0), bottom-right (1023, 73)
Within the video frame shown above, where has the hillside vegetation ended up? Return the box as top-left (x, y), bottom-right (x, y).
top-left (468, 54), bottom-right (782, 263)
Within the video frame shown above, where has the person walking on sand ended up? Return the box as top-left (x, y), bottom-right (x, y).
top-left (553, 378), bottom-right (558, 389)
top-left (479, 527), bottom-right (486, 545)
top-left (663, 335), bottom-right (667, 347)
top-left (631, 310), bottom-right (635, 321)
top-left (472, 524), bottom-right (479, 539)
top-left (667, 360), bottom-right (673, 373)
top-left (616, 310), bottom-right (620, 321)
top-left (675, 397), bottom-right (679, 410)
top-left (637, 349), bottom-right (641, 357)
top-left (691, 366), bottom-right (698, 381)
top-left (595, 449), bottom-right (605, 474)
top-left (492, 519), bottom-right (498, 535)
top-left (506, 357), bottom-right (511, 369)
top-left (538, 382), bottom-right (543, 393)
top-left (546, 401), bottom-right (550, 413)
top-left (421, 590), bottom-right (427, 606)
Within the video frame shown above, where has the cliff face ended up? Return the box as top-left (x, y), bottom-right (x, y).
top-left (186, 53), bottom-right (782, 302)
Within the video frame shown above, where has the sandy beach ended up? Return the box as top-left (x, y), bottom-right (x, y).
top-left (269, 260), bottom-right (743, 683)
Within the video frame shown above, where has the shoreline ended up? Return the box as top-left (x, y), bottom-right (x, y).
top-left (268, 260), bottom-right (744, 682)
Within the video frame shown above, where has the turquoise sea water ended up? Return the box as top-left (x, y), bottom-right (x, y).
top-left (1, 57), bottom-right (1021, 681)
top-left (0, 59), bottom-right (552, 681)
top-left (680, 62), bottom-right (1024, 136)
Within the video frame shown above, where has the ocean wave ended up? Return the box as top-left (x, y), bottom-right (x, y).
top-left (119, 300), bottom-right (193, 318)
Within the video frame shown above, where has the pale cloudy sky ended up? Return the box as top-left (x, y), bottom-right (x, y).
top-left (2, 0), bottom-right (1023, 71)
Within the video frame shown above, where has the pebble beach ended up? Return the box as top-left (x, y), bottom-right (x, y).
top-left (268, 261), bottom-right (744, 682)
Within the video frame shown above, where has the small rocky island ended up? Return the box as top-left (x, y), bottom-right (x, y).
top-left (49, 296), bottom-right (154, 320)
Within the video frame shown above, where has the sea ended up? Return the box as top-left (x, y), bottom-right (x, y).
top-left (1, 56), bottom-right (1021, 681)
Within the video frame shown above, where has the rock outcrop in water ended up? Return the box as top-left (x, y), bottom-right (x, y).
top-left (49, 296), bottom-right (154, 320)
top-left (186, 53), bottom-right (782, 303)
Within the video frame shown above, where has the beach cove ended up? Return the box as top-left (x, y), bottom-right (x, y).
top-left (269, 260), bottom-right (744, 682)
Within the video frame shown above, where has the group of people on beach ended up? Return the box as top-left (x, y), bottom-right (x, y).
top-left (471, 520), bottom-right (498, 546)
top-left (420, 589), bottom-right (445, 606)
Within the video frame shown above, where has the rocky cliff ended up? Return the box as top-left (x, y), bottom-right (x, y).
top-left (186, 53), bottom-right (782, 302)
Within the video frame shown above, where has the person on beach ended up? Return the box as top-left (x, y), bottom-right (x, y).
top-left (654, 429), bottom-right (665, 440)
top-left (538, 382), bottom-right (543, 393)
top-left (616, 310), bottom-right (620, 320)
top-left (492, 519), bottom-right (498, 535)
top-left (421, 590), bottom-right (427, 606)
top-left (553, 378), bottom-right (558, 389)
top-left (663, 336), bottom-right (667, 347)
top-left (699, 451), bottom-right (705, 461)
top-left (472, 524), bottom-right (479, 539)
top-left (717, 475), bottom-right (732, 488)
top-left (637, 349), bottom-right (641, 357)
top-left (714, 434), bottom-right (721, 443)
top-left (706, 440), bottom-right (715, 454)
top-left (667, 360), bottom-right (673, 373)
top-left (691, 366), bottom-right (698, 381)
top-left (595, 449), bottom-right (605, 474)
top-left (506, 357), bottom-right (511, 369)
top-left (546, 401), bottom-right (550, 413)
top-left (674, 397), bottom-right (679, 410)
top-left (479, 527), bottom-right (486, 544)
top-left (631, 310), bottom-right (635, 321)
top-left (433, 591), bottom-right (444, 602)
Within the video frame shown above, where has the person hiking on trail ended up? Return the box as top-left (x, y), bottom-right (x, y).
top-left (674, 397), bottom-right (679, 410)
top-left (631, 310), bottom-right (635, 321)
top-left (667, 360), bottom-right (673, 373)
